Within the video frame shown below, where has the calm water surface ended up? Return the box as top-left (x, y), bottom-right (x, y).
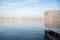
top-left (0, 21), bottom-right (60, 40)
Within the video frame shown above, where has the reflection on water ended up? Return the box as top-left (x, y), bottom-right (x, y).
top-left (45, 19), bottom-right (60, 34)
top-left (45, 20), bottom-right (60, 29)
top-left (0, 20), bottom-right (60, 40)
top-left (0, 21), bottom-right (45, 40)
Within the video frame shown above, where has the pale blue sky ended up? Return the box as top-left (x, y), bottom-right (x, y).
top-left (0, 0), bottom-right (60, 17)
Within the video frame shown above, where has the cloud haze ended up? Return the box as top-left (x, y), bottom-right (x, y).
top-left (0, 0), bottom-right (60, 17)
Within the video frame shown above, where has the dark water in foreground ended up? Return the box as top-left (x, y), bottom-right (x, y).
top-left (0, 21), bottom-right (60, 40)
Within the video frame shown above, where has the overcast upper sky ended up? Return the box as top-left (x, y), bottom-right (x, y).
top-left (0, 0), bottom-right (60, 17)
